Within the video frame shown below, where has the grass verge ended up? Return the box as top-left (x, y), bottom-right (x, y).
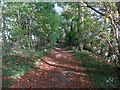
top-left (73, 50), bottom-right (119, 88)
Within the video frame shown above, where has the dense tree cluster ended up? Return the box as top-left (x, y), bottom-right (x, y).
top-left (1, 1), bottom-right (120, 88)
top-left (1, 1), bottom-right (120, 67)
top-left (60, 2), bottom-right (120, 68)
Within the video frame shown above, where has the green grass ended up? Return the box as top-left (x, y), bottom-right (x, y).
top-left (73, 51), bottom-right (119, 88)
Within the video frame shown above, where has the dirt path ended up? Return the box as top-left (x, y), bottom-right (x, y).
top-left (12, 44), bottom-right (91, 88)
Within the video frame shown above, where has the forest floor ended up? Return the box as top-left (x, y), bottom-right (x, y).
top-left (2, 43), bottom-right (118, 88)
top-left (10, 43), bottom-right (91, 88)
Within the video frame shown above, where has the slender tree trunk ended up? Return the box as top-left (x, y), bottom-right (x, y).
top-left (70, 19), bottom-right (75, 46)
top-left (77, 2), bottom-right (84, 51)
top-left (1, 7), bottom-right (7, 53)
top-left (29, 18), bottom-right (34, 52)
top-left (70, 18), bottom-right (74, 31)
top-left (117, 2), bottom-right (120, 62)
top-left (0, 6), bottom-right (2, 90)
top-left (104, 17), bottom-right (113, 58)
top-left (18, 8), bottom-right (21, 27)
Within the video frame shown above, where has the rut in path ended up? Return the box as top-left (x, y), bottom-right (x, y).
top-left (12, 44), bottom-right (91, 88)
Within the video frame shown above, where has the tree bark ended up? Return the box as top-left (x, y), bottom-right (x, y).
top-left (116, 2), bottom-right (120, 62)
top-left (77, 2), bottom-right (84, 52)
top-left (70, 18), bottom-right (74, 31)
top-left (0, 6), bottom-right (2, 90)
top-left (1, 7), bottom-right (7, 53)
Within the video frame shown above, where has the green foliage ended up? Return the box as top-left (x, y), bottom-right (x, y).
top-left (65, 30), bottom-right (78, 46)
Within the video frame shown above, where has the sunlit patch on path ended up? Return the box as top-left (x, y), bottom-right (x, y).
top-left (11, 44), bottom-right (91, 88)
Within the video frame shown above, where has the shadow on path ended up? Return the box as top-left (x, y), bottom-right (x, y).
top-left (11, 43), bottom-right (91, 88)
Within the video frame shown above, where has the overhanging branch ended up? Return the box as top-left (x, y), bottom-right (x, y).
top-left (84, 2), bottom-right (106, 16)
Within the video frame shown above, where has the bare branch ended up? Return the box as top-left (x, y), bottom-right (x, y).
top-left (84, 2), bottom-right (106, 16)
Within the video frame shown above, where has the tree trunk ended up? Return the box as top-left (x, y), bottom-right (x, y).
top-left (104, 17), bottom-right (114, 58)
top-left (70, 18), bottom-right (74, 31)
top-left (18, 8), bottom-right (21, 27)
top-left (0, 6), bottom-right (2, 90)
top-left (117, 2), bottom-right (120, 62)
top-left (77, 3), bottom-right (84, 52)
top-left (1, 7), bottom-right (7, 53)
